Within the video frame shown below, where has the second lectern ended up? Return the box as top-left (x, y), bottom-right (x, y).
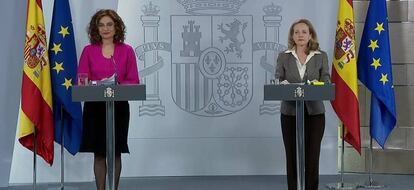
top-left (264, 84), bottom-right (335, 190)
top-left (72, 84), bottom-right (146, 190)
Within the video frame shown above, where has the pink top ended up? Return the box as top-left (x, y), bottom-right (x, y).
top-left (77, 43), bottom-right (140, 85)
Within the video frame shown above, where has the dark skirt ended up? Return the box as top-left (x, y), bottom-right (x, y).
top-left (80, 101), bottom-right (130, 156)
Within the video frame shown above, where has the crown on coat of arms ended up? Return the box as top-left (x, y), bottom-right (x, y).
top-left (177, 0), bottom-right (247, 15)
top-left (263, 3), bottom-right (282, 16)
top-left (142, 2), bottom-right (160, 16)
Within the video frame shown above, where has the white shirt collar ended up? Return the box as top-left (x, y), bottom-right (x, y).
top-left (284, 48), bottom-right (321, 65)
top-left (284, 48), bottom-right (321, 55)
top-left (284, 48), bottom-right (321, 81)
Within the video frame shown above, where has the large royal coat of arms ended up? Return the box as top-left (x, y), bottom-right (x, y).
top-left (136, 0), bottom-right (285, 117)
top-left (171, 0), bottom-right (253, 116)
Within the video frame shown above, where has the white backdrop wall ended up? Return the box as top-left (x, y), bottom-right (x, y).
top-left (119, 0), bottom-right (339, 177)
top-left (8, 0), bottom-right (339, 184)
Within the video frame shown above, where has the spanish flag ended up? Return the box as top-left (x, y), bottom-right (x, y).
top-left (19, 0), bottom-right (54, 165)
top-left (331, 0), bottom-right (361, 153)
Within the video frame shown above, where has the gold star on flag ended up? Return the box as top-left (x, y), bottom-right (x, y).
top-left (62, 78), bottom-right (72, 90)
top-left (58, 26), bottom-right (70, 38)
top-left (51, 43), bottom-right (63, 55)
top-left (374, 22), bottom-right (385, 35)
top-left (53, 61), bottom-right (64, 74)
top-left (370, 58), bottom-right (381, 70)
top-left (380, 73), bottom-right (389, 85)
top-left (368, 40), bottom-right (379, 52)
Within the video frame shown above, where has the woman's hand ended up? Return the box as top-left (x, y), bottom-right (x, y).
top-left (280, 80), bottom-right (290, 85)
top-left (311, 79), bottom-right (319, 83)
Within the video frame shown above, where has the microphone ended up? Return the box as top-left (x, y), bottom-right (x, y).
top-left (302, 70), bottom-right (308, 84)
top-left (111, 55), bottom-right (118, 85)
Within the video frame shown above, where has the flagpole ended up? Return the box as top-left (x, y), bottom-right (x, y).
top-left (47, 106), bottom-right (78, 190)
top-left (359, 137), bottom-right (385, 189)
top-left (33, 129), bottom-right (37, 190)
top-left (326, 124), bottom-right (357, 190)
top-left (60, 107), bottom-right (64, 190)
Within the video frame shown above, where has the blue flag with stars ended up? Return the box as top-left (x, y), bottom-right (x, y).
top-left (49, 0), bottom-right (82, 155)
top-left (357, 0), bottom-right (396, 148)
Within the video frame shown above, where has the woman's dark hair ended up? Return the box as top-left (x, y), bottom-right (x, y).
top-left (288, 19), bottom-right (320, 54)
top-left (87, 9), bottom-right (126, 44)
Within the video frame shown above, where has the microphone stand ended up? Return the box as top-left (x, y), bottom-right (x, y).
top-left (106, 55), bottom-right (117, 190)
top-left (111, 56), bottom-right (118, 85)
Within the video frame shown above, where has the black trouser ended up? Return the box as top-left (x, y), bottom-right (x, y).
top-left (281, 110), bottom-right (325, 190)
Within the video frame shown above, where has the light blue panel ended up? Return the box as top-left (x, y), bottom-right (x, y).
top-left (0, 0), bottom-right (27, 187)
top-left (122, 138), bottom-right (287, 176)
top-left (122, 0), bottom-right (338, 137)
top-left (120, 0), bottom-right (339, 176)
top-left (122, 137), bottom-right (337, 176)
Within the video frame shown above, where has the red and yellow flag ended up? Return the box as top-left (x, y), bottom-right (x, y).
top-left (19, 0), bottom-right (54, 165)
top-left (331, 0), bottom-right (361, 153)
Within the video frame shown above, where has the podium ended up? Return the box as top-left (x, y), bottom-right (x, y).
top-left (73, 84), bottom-right (146, 190)
top-left (264, 84), bottom-right (335, 190)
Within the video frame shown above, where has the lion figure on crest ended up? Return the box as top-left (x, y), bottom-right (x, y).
top-left (218, 19), bottom-right (248, 58)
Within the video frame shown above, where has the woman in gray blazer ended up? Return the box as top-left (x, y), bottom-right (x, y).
top-left (275, 19), bottom-right (330, 190)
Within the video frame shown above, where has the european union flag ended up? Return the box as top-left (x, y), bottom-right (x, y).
top-left (49, 0), bottom-right (82, 155)
top-left (357, 0), bottom-right (396, 148)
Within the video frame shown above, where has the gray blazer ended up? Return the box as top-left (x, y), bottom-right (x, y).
top-left (275, 50), bottom-right (331, 116)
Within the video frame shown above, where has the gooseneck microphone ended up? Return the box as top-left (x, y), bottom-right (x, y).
top-left (110, 55), bottom-right (118, 85)
top-left (303, 70), bottom-right (308, 84)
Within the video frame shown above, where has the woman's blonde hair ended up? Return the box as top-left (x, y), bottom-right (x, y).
top-left (288, 19), bottom-right (319, 54)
